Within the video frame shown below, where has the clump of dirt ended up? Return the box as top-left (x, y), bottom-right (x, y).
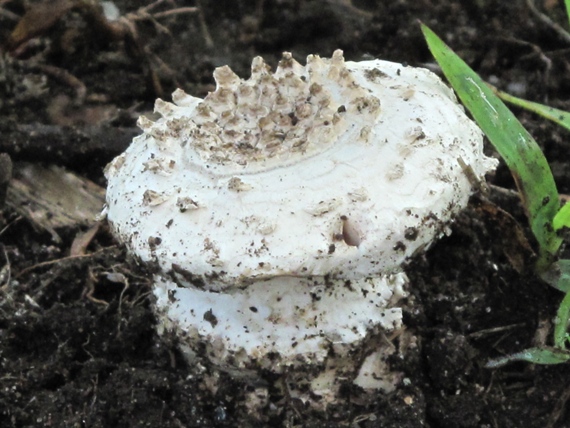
top-left (1, 0), bottom-right (570, 426)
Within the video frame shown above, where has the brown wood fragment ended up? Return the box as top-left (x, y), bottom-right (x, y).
top-left (5, 0), bottom-right (75, 52)
top-left (70, 222), bottom-right (101, 256)
top-left (5, 163), bottom-right (105, 242)
top-left (0, 153), bottom-right (13, 208)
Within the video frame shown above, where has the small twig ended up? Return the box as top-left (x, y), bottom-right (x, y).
top-left (165, 348), bottom-right (175, 368)
top-left (526, 0), bottom-right (570, 45)
top-left (0, 244), bottom-right (11, 289)
top-left (129, 289), bottom-right (152, 308)
top-left (498, 36), bottom-right (552, 101)
top-left (117, 274), bottom-right (130, 334)
top-left (0, 216), bottom-right (21, 238)
top-left (89, 374), bottom-right (100, 412)
top-left (82, 334), bottom-right (95, 359)
top-left (84, 267), bottom-right (109, 306)
top-left (15, 246), bottom-right (117, 279)
top-left (27, 64), bottom-right (87, 103)
top-left (490, 184), bottom-right (570, 204)
top-left (0, 6), bottom-right (20, 21)
top-left (280, 372), bottom-right (303, 420)
top-left (0, 153), bottom-right (12, 208)
top-left (469, 323), bottom-right (526, 339)
top-left (144, 7), bottom-right (199, 20)
top-left (139, 0), bottom-right (169, 14)
top-left (194, 0), bottom-right (214, 48)
top-left (547, 383), bottom-right (570, 428)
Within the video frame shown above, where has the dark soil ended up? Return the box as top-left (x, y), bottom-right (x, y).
top-left (1, 0), bottom-right (570, 426)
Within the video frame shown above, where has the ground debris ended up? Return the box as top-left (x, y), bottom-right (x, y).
top-left (6, 162), bottom-right (105, 242)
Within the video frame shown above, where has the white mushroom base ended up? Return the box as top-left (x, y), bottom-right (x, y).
top-left (153, 272), bottom-right (407, 399)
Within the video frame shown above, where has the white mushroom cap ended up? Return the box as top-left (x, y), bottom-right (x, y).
top-left (105, 51), bottom-right (496, 290)
top-left (104, 50), bottom-right (497, 395)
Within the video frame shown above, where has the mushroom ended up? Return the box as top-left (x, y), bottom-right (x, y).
top-left (104, 50), bottom-right (497, 402)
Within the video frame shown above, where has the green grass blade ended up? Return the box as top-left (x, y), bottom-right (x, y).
top-left (554, 289), bottom-right (570, 347)
top-left (554, 203), bottom-right (570, 232)
top-left (566, 0), bottom-right (570, 28)
top-left (540, 260), bottom-right (570, 293)
top-left (493, 87), bottom-right (570, 133)
top-left (421, 24), bottom-right (562, 266)
top-left (486, 347), bottom-right (570, 368)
